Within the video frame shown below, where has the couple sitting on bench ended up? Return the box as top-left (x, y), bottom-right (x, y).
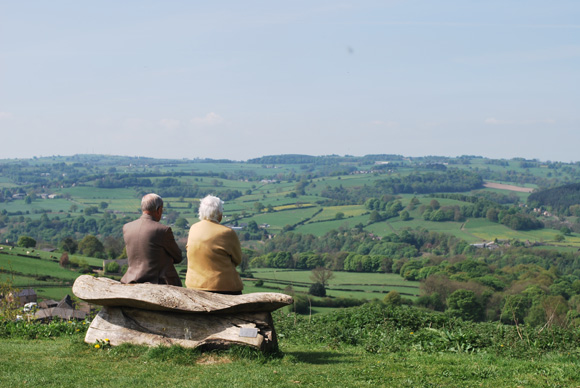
top-left (121, 193), bottom-right (242, 295)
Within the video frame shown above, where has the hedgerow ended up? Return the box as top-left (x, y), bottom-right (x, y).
top-left (274, 301), bottom-right (580, 357)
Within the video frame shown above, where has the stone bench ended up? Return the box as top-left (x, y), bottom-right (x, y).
top-left (72, 275), bottom-right (293, 352)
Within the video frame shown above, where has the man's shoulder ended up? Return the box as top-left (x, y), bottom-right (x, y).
top-left (125, 216), bottom-right (170, 232)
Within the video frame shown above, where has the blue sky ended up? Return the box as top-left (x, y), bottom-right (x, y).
top-left (0, 1), bottom-right (578, 162)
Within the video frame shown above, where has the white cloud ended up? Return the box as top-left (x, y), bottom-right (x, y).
top-left (190, 112), bottom-right (225, 126)
top-left (159, 118), bottom-right (181, 130)
top-left (0, 112), bottom-right (12, 119)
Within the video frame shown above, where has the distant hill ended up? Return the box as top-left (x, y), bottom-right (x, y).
top-left (528, 183), bottom-right (580, 213)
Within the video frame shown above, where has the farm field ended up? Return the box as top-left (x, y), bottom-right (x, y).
top-left (298, 215), bottom-right (370, 236)
top-left (0, 243), bottom-right (418, 308)
top-left (250, 269), bottom-right (420, 299)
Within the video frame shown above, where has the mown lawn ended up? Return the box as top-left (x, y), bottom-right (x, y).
top-left (0, 336), bottom-right (578, 388)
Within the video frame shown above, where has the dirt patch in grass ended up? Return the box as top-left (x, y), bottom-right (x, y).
top-left (196, 355), bottom-right (233, 365)
top-left (484, 182), bottom-right (533, 193)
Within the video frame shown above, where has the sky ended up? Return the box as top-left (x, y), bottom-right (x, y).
top-left (0, 1), bottom-right (578, 162)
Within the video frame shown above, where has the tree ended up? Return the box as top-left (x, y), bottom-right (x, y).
top-left (486, 208), bottom-right (499, 222)
top-left (84, 206), bottom-right (99, 216)
top-left (447, 289), bottom-right (484, 322)
top-left (310, 266), bottom-right (335, 287)
top-left (383, 290), bottom-right (402, 306)
top-left (78, 235), bottom-right (105, 258)
top-left (99, 201), bottom-right (109, 210)
top-left (309, 282), bottom-right (326, 297)
top-left (17, 236), bottom-right (36, 248)
top-left (369, 210), bottom-right (381, 223)
top-left (429, 199), bottom-right (440, 210)
top-left (174, 217), bottom-right (188, 229)
top-left (59, 252), bottom-right (70, 267)
top-left (335, 212), bottom-right (345, 220)
top-left (105, 261), bottom-right (120, 274)
top-left (103, 236), bottom-right (124, 259)
top-left (59, 237), bottom-right (78, 254)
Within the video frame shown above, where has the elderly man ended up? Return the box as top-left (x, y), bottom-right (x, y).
top-left (121, 193), bottom-right (183, 286)
top-left (185, 195), bottom-right (243, 294)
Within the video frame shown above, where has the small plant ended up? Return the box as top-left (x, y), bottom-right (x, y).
top-left (94, 338), bottom-right (111, 350)
top-left (0, 276), bottom-right (21, 322)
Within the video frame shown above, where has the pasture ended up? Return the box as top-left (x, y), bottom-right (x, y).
top-left (250, 269), bottom-right (420, 300)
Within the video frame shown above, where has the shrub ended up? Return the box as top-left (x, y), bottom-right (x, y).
top-left (383, 290), bottom-right (402, 306)
top-left (309, 282), bottom-right (326, 297)
top-left (17, 236), bottom-right (36, 248)
top-left (287, 295), bottom-right (310, 315)
top-left (105, 261), bottom-right (120, 274)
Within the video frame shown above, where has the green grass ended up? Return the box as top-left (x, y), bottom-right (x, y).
top-left (31, 286), bottom-right (78, 301)
top-left (0, 335), bottom-right (578, 387)
top-left (244, 207), bottom-right (321, 231)
top-left (250, 269), bottom-right (420, 299)
top-left (310, 205), bottom-right (367, 222)
top-left (298, 215), bottom-right (370, 237)
top-left (0, 255), bottom-right (82, 281)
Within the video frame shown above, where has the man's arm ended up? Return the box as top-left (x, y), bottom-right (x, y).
top-left (164, 227), bottom-right (183, 264)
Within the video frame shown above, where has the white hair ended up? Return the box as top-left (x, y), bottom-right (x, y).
top-left (198, 195), bottom-right (223, 222)
top-left (141, 193), bottom-right (163, 212)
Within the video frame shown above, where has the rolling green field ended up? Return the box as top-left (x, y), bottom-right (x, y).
top-left (0, 246), bottom-right (106, 300)
top-left (250, 269), bottom-right (420, 299)
top-left (0, 245), bottom-right (418, 307)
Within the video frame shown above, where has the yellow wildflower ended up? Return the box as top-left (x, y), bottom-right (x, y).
top-left (95, 344), bottom-right (100, 349)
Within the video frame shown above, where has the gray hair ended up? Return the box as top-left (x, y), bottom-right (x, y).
top-left (198, 195), bottom-right (223, 222)
top-left (141, 193), bottom-right (163, 212)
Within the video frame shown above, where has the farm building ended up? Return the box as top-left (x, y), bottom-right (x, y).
top-left (34, 294), bottom-right (87, 321)
top-left (3, 288), bottom-right (38, 306)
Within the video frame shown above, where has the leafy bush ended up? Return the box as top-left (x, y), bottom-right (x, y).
top-left (0, 319), bottom-right (89, 339)
top-left (105, 261), bottom-right (120, 273)
top-left (274, 301), bottom-right (580, 357)
top-left (308, 282), bottom-right (326, 297)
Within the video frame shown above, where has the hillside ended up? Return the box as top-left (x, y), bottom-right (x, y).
top-left (2, 153), bottom-right (580, 325)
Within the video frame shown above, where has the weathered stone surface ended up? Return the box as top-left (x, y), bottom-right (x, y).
top-left (73, 275), bottom-right (293, 313)
top-left (72, 275), bottom-right (292, 352)
top-left (86, 307), bottom-right (278, 352)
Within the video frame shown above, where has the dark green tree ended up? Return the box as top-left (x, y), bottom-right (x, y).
top-left (309, 282), bottom-right (326, 297)
top-left (78, 235), bottom-right (105, 258)
top-left (17, 236), bottom-right (36, 248)
top-left (59, 237), bottom-right (78, 254)
top-left (446, 289), bottom-right (484, 322)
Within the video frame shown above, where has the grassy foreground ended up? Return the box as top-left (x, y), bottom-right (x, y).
top-left (0, 335), bottom-right (578, 388)
top-left (2, 303), bottom-right (580, 388)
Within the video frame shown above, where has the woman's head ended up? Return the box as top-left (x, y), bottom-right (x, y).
top-left (198, 195), bottom-right (224, 222)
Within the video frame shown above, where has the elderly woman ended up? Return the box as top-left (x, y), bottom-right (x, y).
top-left (185, 195), bottom-right (243, 294)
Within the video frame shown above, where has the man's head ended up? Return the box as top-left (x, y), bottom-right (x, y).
top-left (141, 193), bottom-right (164, 221)
top-left (198, 195), bottom-right (224, 222)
